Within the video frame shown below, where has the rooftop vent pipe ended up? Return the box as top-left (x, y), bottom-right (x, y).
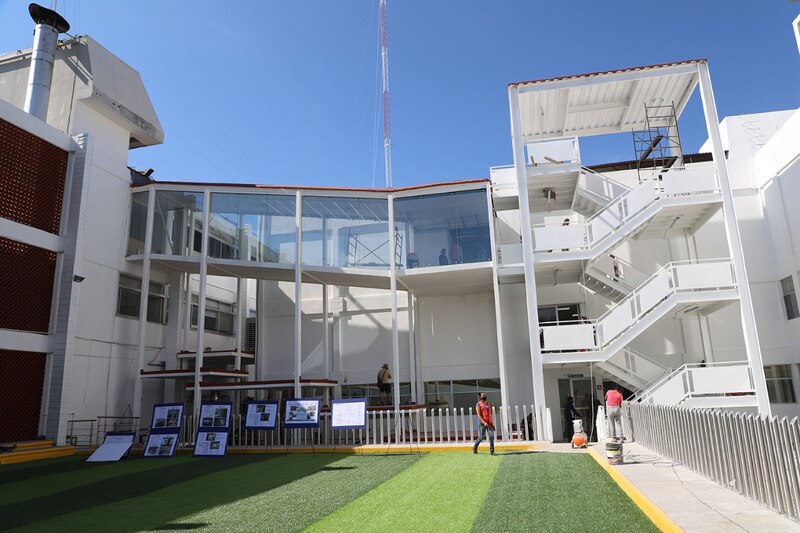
top-left (23, 3), bottom-right (70, 121)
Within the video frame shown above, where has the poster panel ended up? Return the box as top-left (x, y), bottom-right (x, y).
top-left (331, 398), bottom-right (367, 430)
top-left (87, 432), bottom-right (135, 462)
top-left (198, 402), bottom-right (233, 429)
top-left (193, 430), bottom-right (229, 457)
top-left (244, 400), bottom-right (279, 430)
top-left (150, 403), bottom-right (184, 431)
top-left (284, 398), bottom-right (321, 429)
top-left (143, 433), bottom-right (179, 458)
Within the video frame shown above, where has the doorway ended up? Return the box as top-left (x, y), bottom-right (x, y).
top-left (557, 376), bottom-right (600, 442)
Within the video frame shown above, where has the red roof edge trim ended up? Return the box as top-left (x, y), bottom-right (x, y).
top-left (131, 178), bottom-right (490, 193)
top-left (508, 59), bottom-right (706, 88)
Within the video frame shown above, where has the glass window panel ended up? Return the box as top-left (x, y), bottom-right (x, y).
top-left (117, 288), bottom-right (140, 318)
top-left (538, 306), bottom-right (557, 324)
top-left (152, 190), bottom-right (204, 256)
top-left (127, 192), bottom-right (148, 256)
top-left (780, 277), bottom-right (799, 320)
top-left (765, 365), bottom-right (797, 403)
top-left (146, 295), bottom-right (164, 323)
top-left (557, 304), bottom-right (580, 324)
top-left (209, 193), bottom-right (297, 264)
top-left (394, 189), bottom-right (490, 268)
top-left (218, 312), bottom-right (234, 335)
top-left (302, 196), bottom-right (390, 269)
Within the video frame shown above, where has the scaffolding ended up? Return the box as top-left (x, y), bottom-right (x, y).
top-left (632, 102), bottom-right (684, 183)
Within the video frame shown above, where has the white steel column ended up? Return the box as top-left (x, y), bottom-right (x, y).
top-left (407, 291), bottom-right (417, 403)
top-left (388, 195), bottom-right (400, 411)
top-left (697, 62), bottom-right (771, 415)
top-left (486, 185), bottom-right (510, 435)
top-left (132, 187), bottom-right (156, 420)
top-left (509, 86), bottom-right (547, 438)
top-left (294, 191), bottom-right (303, 398)
top-left (686, 231), bottom-right (715, 363)
top-left (192, 190), bottom-right (211, 414)
top-left (323, 284), bottom-right (331, 380)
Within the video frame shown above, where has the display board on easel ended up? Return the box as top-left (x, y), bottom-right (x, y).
top-left (143, 403), bottom-right (184, 458)
top-left (194, 401), bottom-right (233, 457)
top-left (244, 400), bottom-right (279, 430)
top-left (331, 398), bottom-right (367, 430)
top-left (284, 398), bottom-right (321, 429)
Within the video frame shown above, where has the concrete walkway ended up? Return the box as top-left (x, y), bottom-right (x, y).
top-left (581, 441), bottom-right (799, 532)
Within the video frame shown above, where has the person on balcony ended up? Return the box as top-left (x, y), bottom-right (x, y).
top-left (605, 384), bottom-right (625, 442)
top-left (473, 392), bottom-right (495, 455)
top-left (377, 364), bottom-right (392, 406)
top-left (438, 248), bottom-right (449, 266)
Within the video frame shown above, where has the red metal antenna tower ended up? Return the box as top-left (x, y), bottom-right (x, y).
top-left (380, 0), bottom-right (393, 188)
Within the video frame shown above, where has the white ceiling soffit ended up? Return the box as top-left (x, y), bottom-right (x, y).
top-left (512, 60), bottom-right (702, 141)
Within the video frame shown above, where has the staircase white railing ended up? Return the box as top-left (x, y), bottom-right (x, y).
top-left (584, 254), bottom-right (650, 296)
top-left (628, 361), bottom-right (756, 407)
top-left (531, 167), bottom-right (719, 255)
top-left (599, 346), bottom-right (668, 387)
top-left (572, 166), bottom-right (630, 214)
top-left (541, 258), bottom-right (737, 354)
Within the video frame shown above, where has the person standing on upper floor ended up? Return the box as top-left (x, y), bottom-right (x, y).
top-left (377, 363), bottom-right (392, 406)
top-left (605, 384), bottom-right (624, 442)
top-left (439, 248), bottom-right (449, 265)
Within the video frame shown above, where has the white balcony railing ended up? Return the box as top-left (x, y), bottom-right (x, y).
top-left (630, 361), bottom-right (755, 406)
top-left (531, 167), bottom-right (719, 255)
top-left (541, 259), bottom-right (737, 353)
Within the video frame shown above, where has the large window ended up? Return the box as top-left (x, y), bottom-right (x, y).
top-left (191, 295), bottom-right (235, 336)
top-left (394, 189), bottom-right (491, 268)
top-left (780, 277), bottom-right (799, 320)
top-left (538, 303), bottom-right (581, 325)
top-left (151, 191), bottom-right (204, 256)
top-left (117, 274), bottom-right (167, 324)
top-left (209, 193), bottom-right (297, 263)
top-left (302, 196), bottom-right (389, 268)
top-left (126, 192), bottom-right (148, 256)
top-left (765, 365), bottom-right (797, 404)
top-left (424, 379), bottom-right (500, 410)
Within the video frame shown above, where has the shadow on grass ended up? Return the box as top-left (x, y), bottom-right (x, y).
top-left (0, 454), bottom-right (343, 532)
top-left (0, 456), bottom-right (107, 485)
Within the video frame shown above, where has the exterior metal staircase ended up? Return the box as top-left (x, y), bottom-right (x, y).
top-left (596, 346), bottom-right (668, 390)
top-left (571, 167), bottom-right (630, 218)
top-left (582, 254), bottom-right (649, 303)
top-left (628, 361), bottom-right (757, 409)
top-left (541, 259), bottom-right (739, 363)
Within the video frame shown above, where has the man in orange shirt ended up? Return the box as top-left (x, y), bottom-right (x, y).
top-left (473, 392), bottom-right (495, 455)
top-left (605, 384), bottom-right (624, 442)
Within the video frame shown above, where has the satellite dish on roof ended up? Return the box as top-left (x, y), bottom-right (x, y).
top-left (28, 3), bottom-right (70, 34)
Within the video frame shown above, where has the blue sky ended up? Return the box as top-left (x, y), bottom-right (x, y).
top-left (1, 1), bottom-right (799, 187)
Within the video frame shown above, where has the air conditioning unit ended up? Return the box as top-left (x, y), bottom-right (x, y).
top-left (245, 317), bottom-right (257, 353)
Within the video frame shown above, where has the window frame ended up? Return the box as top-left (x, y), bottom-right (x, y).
top-left (116, 274), bottom-right (167, 324)
top-left (764, 365), bottom-right (797, 404)
top-left (190, 294), bottom-right (236, 336)
top-left (780, 276), bottom-right (799, 320)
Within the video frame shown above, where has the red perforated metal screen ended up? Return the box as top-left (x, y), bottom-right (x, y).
top-left (0, 350), bottom-right (46, 443)
top-left (0, 237), bottom-right (56, 333)
top-left (0, 118), bottom-right (68, 235)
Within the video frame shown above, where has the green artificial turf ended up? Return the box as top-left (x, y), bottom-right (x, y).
top-left (2, 454), bottom-right (418, 532)
top-left (305, 453), bottom-right (502, 533)
top-left (1, 451), bottom-right (659, 533)
top-left (473, 453), bottom-right (659, 533)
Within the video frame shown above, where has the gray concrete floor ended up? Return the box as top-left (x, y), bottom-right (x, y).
top-left (582, 441), bottom-right (800, 532)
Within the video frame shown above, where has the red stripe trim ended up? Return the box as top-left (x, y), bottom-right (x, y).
top-left (508, 59), bottom-right (705, 87)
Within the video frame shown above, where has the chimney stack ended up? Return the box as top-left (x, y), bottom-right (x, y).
top-left (23, 3), bottom-right (70, 121)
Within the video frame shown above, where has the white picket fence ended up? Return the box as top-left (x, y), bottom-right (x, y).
top-left (626, 402), bottom-right (800, 523)
top-left (171, 405), bottom-right (552, 448)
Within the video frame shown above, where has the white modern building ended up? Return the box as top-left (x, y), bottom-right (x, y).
top-left (1, 11), bottom-right (798, 445)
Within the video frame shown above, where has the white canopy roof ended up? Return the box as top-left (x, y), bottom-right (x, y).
top-left (510, 59), bottom-right (703, 141)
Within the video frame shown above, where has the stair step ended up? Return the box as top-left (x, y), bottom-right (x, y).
top-left (2, 440), bottom-right (55, 451)
top-left (0, 444), bottom-right (75, 465)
